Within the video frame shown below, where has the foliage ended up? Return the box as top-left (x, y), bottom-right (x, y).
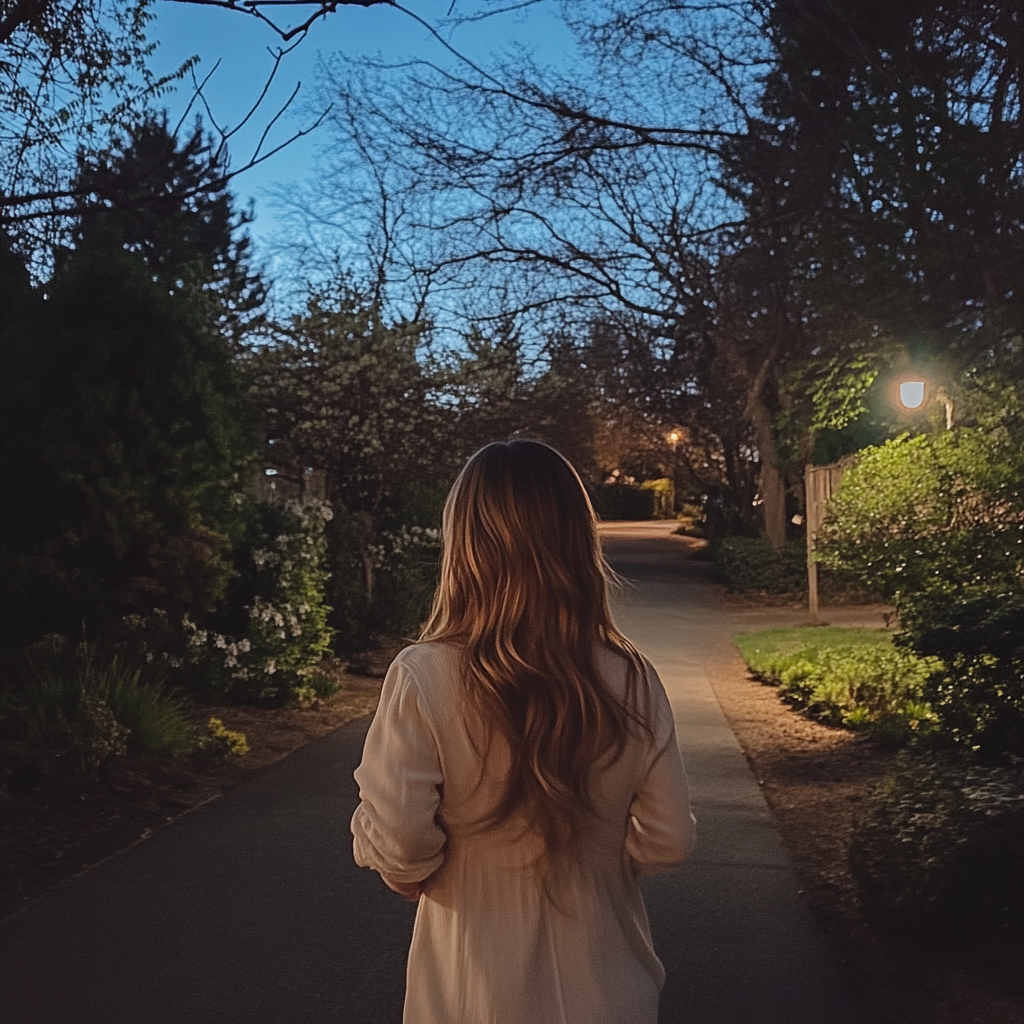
top-left (324, 483), bottom-right (444, 652)
top-left (0, 0), bottom-right (191, 255)
top-left (66, 693), bottom-right (130, 772)
top-left (198, 717), bottom-right (249, 758)
top-left (736, 627), bottom-right (936, 741)
top-left (183, 498), bottom-right (335, 704)
top-left (715, 538), bottom-right (807, 594)
top-left (897, 585), bottom-right (1024, 760)
top-left (72, 115), bottom-right (267, 349)
top-left (0, 638), bottom-right (195, 758)
top-left (817, 429), bottom-right (1024, 605)
top-left (368, 524), bottom-right (441, 638)
top-left (733, 0), bottom-right (1024, 358)
top-left (818, 426), bottom-right (1024, 758)
top-left (592, 484), bottom-right (654, 522)
top-left (245, 286), bottom-right (446, 517)
top-left (850, 750), bottom-right (1024, 938)
top-left (0, 126), bottom-right (261, 649)
top-left (640, 478), bottom-right (674, 519)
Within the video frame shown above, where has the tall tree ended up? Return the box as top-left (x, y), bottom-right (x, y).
top-left (0, 125), bottom-right (260, 646)
top-left (73, 114), bottom-right (267, 349)
top-left (307, 1), bottom-right (816, 543)
top-left (728, 0), bottom-right (1024, 403)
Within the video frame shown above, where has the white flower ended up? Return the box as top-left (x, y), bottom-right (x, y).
top-left (265, 659), bottom-right (277, 675)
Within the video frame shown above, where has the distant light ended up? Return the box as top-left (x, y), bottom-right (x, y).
top-left (265, 468), bottom-right (278, 476)
top-left (899, 380), bottom-right (926, 410)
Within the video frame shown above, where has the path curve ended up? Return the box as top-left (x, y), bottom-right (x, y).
top-left (0, 521), bottom-right (871, 1023)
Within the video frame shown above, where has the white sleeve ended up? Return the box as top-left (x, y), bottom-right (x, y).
top-left (350, 656), bottom-right (447, 883)
top-left (625, 666), bottom-right (696, 876)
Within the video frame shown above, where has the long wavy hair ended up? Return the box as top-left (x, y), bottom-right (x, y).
top-left (419, 440), bottom-right (651, 864)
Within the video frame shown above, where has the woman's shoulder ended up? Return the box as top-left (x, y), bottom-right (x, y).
top-left (386, 640), bottom-right (460, 686)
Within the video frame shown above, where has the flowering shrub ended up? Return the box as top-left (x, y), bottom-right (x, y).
top-left (184, 497), bottom-right (336, 703)
top-left (67, 693), bottom-right (130, 772)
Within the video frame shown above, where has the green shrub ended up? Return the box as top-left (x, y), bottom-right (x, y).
top-left (818, 428), bottom-right (1024, 757)
top-left (369, 525), bottom-right (441, 637)
top-left (592, 484), bottom-right (654, 521)
top-left (736, 626), bottom-right (937, 740)
top-left (640, 478), bottom-right (674, 519)
top-left (817, 429), bottom-right (1024, 604)
top-left (0, 638), bottom-right (195, 757)
top-left (897, 585), bottom-right (1024, 759)
top-left (324, 483), bottom-right (445, 652)
top-left (198, 717), bottom-right (249, 757)
top-left (850, 750), bottom-right (1024, 938)
top-left (716, 537), bottom-right (807, 593)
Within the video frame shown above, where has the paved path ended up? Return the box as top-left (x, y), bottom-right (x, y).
top-left (1, 522), bottom-right (876, 1023)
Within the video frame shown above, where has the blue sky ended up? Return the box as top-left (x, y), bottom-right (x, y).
top-left (149, 1), bottom-right (575, 254)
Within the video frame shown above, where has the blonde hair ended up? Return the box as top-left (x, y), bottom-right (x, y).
top-left (419, 439), bottom-right (651, 865)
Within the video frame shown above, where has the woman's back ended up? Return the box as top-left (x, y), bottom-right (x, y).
top-left (352, 639), bottom-right (694, 1024)
top-left (350, 440), bottom-right (694, 1024)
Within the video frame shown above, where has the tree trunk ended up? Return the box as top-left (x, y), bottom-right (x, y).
top-left (712, 330), bottom-right (788, 548)
top-left (747, 392), bottom-right (787, 549)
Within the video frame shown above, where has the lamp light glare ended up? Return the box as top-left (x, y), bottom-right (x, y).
top-left (899, 380), bottom-right (926, 410)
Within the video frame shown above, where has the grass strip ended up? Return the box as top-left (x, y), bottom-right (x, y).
top-left (735, 626), bottom-right (937, 743)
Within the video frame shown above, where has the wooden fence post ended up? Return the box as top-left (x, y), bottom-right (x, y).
top-left (805, 460), bottom-right (850, 625)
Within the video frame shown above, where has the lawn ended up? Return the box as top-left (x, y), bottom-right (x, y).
top-left (734, 626), bottom-right (935, 738)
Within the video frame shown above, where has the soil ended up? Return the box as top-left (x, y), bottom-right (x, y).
top-left (707, 626), bottom-right (1024, 1024)
top-left (0, 640), bottom-right (402, 921)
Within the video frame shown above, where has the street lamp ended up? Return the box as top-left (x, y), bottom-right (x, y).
top-left (898, 379), bottom-right (926, 410)
top-left (666, 430), bottom-right (681, 517)
top-left (897, 377), bottom-right (954, 430)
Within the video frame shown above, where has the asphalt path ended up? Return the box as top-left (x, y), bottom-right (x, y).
top-left (0, 522), bottom-right (874, 1023)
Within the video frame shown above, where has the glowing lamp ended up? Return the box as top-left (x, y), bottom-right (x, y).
top-left (899, 380), bottom-right (926, 410)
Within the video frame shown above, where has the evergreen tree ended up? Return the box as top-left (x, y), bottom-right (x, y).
top-left (0, 121), bottom-right (261, 647)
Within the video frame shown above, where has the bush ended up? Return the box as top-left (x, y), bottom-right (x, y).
top-left (198, 717), bottom-right (249, 757)
top-left (182, 497), bottom-right (336, 704)
top-left (0, 638), bottom-right (195, 759)
top-left (323, 482), bottom-right (445, 652)
top-left (817, 428), bottom-right (1023, 603)
top-left (640, 478), bottom-right (674, 518)
top-left (736, 626), bottom-right (937, 741)
top-left (592, 484), bottom-right (654, 521)
top-left (897, 585), bottom-right (1024, 759)
top-left (67, 693), bottom-right (130, 772)
top-left (369, 525), bottom-right (441, 637)
top-left (818, 428), bottom-right (1024, 757)
top-left (716, 537), bottom-right (807, 593)
top-left (850, 749), bottom-right (1024, 938)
